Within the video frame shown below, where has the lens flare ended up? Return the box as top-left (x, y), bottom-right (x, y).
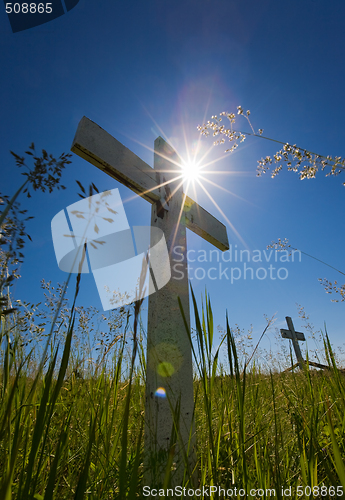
top-left (181, 160), bottom-right (200, 181)
top-left (157, 361), bottom-right (175, 377)
top-left (155, 387), bottom-right (166, 398)
top-left (149, 342), bottom-right (183, 377)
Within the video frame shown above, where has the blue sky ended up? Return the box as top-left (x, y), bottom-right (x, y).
top-left (1, 0), bottom-right (344, 365)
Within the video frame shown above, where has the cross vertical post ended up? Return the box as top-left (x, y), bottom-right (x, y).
top-left (144, 137), bottom-right (196, 486)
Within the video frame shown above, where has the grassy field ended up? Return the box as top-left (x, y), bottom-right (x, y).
top-left (1, 275), bottom-right (345, 500)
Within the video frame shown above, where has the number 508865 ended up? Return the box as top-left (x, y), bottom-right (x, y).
top-left (6, 3), bottom-right (53, 14)
top-left (297, 486), bottom-right (344, 497)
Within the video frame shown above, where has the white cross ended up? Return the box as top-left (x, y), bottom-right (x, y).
top-left (71, 117), bottom-right (229, 485)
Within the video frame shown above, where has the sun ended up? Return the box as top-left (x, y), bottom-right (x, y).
top-left (181, 159), bottom-right (201, 181)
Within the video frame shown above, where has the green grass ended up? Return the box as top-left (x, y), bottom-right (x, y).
top-left (1, 281), bottom-right (345, 499)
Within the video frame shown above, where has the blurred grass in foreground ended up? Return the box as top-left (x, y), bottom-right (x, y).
top-left (1, 281), bottom-right (345, 499)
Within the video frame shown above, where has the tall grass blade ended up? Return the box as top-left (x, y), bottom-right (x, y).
top-left (73, 414), bottom-right (97, 500)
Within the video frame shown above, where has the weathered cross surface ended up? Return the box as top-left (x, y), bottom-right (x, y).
top-left (71, 117), bottom-right (229, 485)
top-left (281, 316), bottom-right (305, 368)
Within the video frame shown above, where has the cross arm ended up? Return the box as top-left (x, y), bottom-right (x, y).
top-left (71, 116), bottom-right (161, 203)
top-left (71, 117), bottom-right (229, 252)
top-left (280, 329), bottom-right (305, 342)
top-left (183, 196), bottom-right (229, 251)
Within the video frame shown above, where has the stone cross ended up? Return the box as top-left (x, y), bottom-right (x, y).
top-left (280, 316), bottom-right (305, 368)
top-left (71, 117), bottom-right (229, 485)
